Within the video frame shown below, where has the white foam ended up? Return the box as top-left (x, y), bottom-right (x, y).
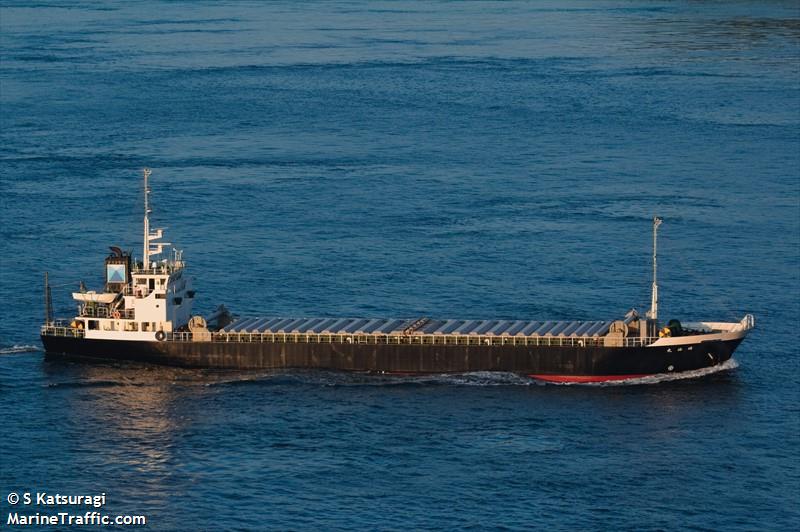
top-left (409, 371), bottom-right (539, 386)
top-left (0, 344), bottom-right (41, 355)
top-left (561, 358), bottom-right (740, 387)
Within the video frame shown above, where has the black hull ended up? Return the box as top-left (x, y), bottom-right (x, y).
top-left (41, 335), bottom-right (742, 382)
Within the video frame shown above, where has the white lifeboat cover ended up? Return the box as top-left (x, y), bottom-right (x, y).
top-left (72, 291), bottom-right (117, 304)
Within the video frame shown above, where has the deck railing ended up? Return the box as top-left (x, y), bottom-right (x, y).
top-left (41, 325), bottom-right (659, 347)
top-left (132, 263), bottom-right (183, 275)
top-left (165, 331), bottom-right (659, 348)
top-left (80, 306), bottom-right (135, 319)
top-left (40, 324), bottom-right (85, 338)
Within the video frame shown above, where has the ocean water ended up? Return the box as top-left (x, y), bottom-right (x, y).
top-left (1, 1), bottom-right (798, 530)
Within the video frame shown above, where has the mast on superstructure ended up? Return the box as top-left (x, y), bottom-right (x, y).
top-left (142, 168), bottom-right (152, 268)
top-left (140, 168), bottom-right (171, 271)
top-left (646, 216), bottom-right (663, 320)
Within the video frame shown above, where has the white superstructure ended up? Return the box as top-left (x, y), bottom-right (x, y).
top-left (69, 169), bottom-right (194, 341)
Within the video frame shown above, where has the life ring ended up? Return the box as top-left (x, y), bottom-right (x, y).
top-left (112, 310), bottom-right (121, 319)
top-left (155, 331), bottom-right (166, 341)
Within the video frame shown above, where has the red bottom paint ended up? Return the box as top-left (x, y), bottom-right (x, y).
top-left (530, 374), bottom-right (652, 383)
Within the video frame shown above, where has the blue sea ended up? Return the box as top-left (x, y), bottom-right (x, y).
top-left (1, 1), bottom-right (798, 530)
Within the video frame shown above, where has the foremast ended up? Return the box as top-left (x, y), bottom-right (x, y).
top-left (647, 216), bottom-right (663, 321)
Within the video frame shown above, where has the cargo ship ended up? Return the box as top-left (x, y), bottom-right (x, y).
top-left (40, 169), bottom-right (754, 382)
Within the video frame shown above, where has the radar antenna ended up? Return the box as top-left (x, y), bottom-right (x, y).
top-left (647, 216), bottom-right (663, 320)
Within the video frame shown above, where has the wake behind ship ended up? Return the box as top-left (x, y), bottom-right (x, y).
top-left (41, 170), bottom-right (754, 382)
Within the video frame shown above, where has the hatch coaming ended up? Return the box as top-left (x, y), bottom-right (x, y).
top-left (221, 316), bottom-right (617, 338)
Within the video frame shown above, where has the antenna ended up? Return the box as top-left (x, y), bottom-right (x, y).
top-left (142, 168), bottom-right (152, 268)
top-left (647, 216), bottom-right (663, 320)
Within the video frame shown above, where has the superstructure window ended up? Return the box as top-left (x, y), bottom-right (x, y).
top-left (88, 320), bottom-right (99, 330)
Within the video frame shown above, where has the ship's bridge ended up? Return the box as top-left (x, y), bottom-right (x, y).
top-left (127, 259), bottom-right (186, 296)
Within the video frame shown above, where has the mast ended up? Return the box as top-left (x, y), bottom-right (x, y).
top-left (142, 168), bottom-right (152, 268)
top-left (647, 216), bottom-right (663, 320)
top-left (44, 271), bottom-right (53, 325)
